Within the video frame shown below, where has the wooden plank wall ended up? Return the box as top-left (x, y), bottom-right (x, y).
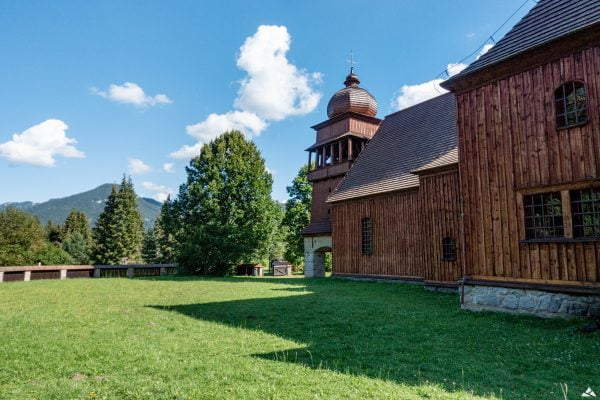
top-left (457, 45), bottom-right (600, 284)
top-left (331, 190), bottom-right (422, 277)
top-left (311, 176), bottom-right (343, 223)
top-left (418, 169), bottom-right (462, 283)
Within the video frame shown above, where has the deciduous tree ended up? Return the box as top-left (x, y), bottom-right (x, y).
top-left (176, 131), bottom-right (278, 275)
top-left (282, 164), bottom-right (312, 267)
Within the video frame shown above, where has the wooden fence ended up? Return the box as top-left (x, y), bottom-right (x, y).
top-left (0, 264), bottom-right (177, 283)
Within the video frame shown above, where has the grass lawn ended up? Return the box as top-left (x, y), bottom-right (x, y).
top-left (0, 276), bottom-right (598, 399)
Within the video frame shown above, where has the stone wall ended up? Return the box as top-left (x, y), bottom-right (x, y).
top-left (462, 285), bottom-right (600, 318)
top-left (303, 236), bottom-right (332, 278)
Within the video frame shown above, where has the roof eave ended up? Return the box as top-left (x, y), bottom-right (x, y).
top-left (310, 112), bottom-right (382, 130)
top-left (442, 23), bottom-right (600, 93)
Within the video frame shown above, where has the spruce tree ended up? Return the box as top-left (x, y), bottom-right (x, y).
top-left (177, 130), bottom-right (278, 275)
top-left (154, 196), bottom-right (180, 263)
top-left (93, 185), bottom-right (123, 264)
top-left (118, 176), bottom-right (144, 261)
top-left (46, 221), bottom-right (64, 244)
top-left (92, 177), bottom-right (144, 264)
top-left (141, 229), bottom-right (158, 263)
top-left (63, 231), bottom-right (90, 264)
top-left (64, 209), bottom-right (93, 245)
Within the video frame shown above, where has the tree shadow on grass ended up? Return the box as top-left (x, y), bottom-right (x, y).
top-left (148, 278), bottom-right (598, 399)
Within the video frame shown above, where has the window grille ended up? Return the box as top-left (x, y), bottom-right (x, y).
top-left (524, 192), bottom-right (564, 239)
top-left (361, 218), bottom-right (373, 255)
top-left (555, 81), bottom-right (587, 129)
top-left (571, 188), bottom-right (600, 238)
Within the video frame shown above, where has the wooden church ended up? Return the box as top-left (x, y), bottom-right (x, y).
top-left (302, 0), bottom-right (600, 318)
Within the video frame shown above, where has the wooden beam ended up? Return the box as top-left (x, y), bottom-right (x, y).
top-left (348, 137), bottom-right (353, 160)
top-left (338, 140), bottom-right (343, 163)
top-left (561, 190), bottom-right (573, 239)
top-left (330, 143), bottom-right (334, 165)
top-left (308, 151), bottom-right (312, 170)
top-left (322, 146), bottom-right (326, 166)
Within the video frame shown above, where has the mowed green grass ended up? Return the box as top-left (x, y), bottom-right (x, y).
top-left (0, 277), bottom-right (598, 400)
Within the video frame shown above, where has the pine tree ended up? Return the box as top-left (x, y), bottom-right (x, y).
top-left (92, 177), bottom-right (144, 264)
top-left (141, 229), bottom-right (158, 263)
top-left (282, 164), bottom-right (312, 267)
top-left (177, 130), bottom-right (278, 275)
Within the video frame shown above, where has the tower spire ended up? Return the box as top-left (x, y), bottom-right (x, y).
top-left (345, 49), bottom-right (360, 87)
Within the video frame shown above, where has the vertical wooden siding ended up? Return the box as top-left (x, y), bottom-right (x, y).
top-left (311, 177), bottom-right (343, 223)
top-left (457, 45), bottom-right (600, 283)
top-left (418, 169), bottom-right (462, 283)
top-left (332, 190), bottom-right (422, 278)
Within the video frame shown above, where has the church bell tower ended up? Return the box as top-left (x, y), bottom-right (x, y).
top-left (301, 69), bottom-right (381, 277)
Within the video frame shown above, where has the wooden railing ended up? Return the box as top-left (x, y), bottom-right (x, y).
top-left (0, 264), bottom-right (177, 283)
top-left (93, 264), bottom-right (177, 278)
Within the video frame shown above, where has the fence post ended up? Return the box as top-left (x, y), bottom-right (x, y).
top-left (60, 269), bottom-right (67, 280)
top-left (127, 267), bottom-right (134, 278)
top-left (0, 271), bottom-right (3, 283)
top-left (93, 268), bottom-right (101, 278)
top-left (160, 267), bottom-right (166, 276)
top-left (24, 271), bottom-right (31, 281)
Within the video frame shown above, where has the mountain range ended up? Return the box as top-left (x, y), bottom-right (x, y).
top-left (0, 184), bottom-right (162, 229)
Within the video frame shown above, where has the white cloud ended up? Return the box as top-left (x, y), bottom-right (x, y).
top-left (0, 119), bottom-right (85, 167)
top-left (391, 63), bottom-right (467, 111)
top-left (142, 181), bottom-right (175, 203)
top-left (128, 158), bottom-right (151, 174)
top-left (234, 25), bottom-right (322, 121)
top-left (391, 45), bottom-right (493, 111)
top-left (91, 82), bottom-right (172, 107)
top-left (477, 44), bottom-right (494, 60)
top-left (172, 25), bottom-right (321, 159)
top-left (163, 163), bottom-right (175, 173)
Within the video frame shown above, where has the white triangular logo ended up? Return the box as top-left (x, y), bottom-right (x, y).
top-left (582, 387), bottom-right (596, 397)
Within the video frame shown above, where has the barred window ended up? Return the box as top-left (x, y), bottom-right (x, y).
top-left (571, 188), bottom-right (600, 238)
top-left (524, 192), bottom-right (564, 239)
top-left (361, 217), bottom-right (373, 255)
top-left (442, 237), bottom-right (456, 261)
top-left (555, 81), bottom-right (587, 129)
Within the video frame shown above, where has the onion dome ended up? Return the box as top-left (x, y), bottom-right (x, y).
top-left (326, 69), bottom-right (378, 118)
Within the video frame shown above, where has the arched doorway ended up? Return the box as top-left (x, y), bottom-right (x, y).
top-left (303, 235), bottom-right (332, 277)
top-left (311, 246), bottom-right (332, 278)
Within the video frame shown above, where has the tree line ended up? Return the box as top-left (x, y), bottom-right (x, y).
top-left (0, 130), bottom-right (313, 273)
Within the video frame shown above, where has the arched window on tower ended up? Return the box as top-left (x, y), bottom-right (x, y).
top-left (442, 237), bottom-right (456, 261)
top-left (361, 217), bottom-right (373, 256)
top-left (555, 81), bottom-right (587, 129)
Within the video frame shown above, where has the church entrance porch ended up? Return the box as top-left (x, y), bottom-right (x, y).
top-left (303, 235), bottom-right (332, 278)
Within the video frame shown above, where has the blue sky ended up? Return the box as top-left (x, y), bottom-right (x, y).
top-left (0, 0), bottom-right (535, 204)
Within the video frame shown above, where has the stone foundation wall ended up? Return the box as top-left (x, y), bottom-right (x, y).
top-left (462, 285), bottom-right (600, 318)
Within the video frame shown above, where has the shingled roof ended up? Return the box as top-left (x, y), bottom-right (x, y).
top-left (328, 93), bottom-right (457, 203)
top-left (445, 0), bottom-right (600, 86)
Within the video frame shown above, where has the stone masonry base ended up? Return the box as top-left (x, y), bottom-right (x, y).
top-left (462, 284), bottom-right (600, 318)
